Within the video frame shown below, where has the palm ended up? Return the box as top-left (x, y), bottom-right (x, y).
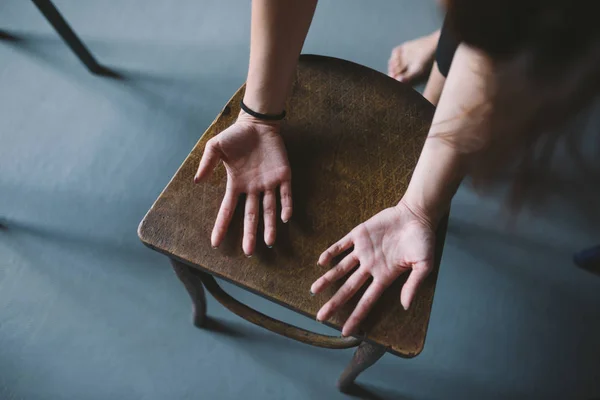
top-left (358, 208), bottom-right (434, 280)
top-left (195, 118), bottom-right (292, 255)
top-left (218, 121), bottom-right (291, 193)
top-left (311, 203), bottom-right (436, 337)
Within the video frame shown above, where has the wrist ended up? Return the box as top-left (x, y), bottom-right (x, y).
top-left (242, 90), bottom-right (286, 116)
top-left (239, 99), bottom-right (286, 122)
top-left (397, 192), bottom-right (448, 231)
top-left (237, 109), bottom-right (282, 130)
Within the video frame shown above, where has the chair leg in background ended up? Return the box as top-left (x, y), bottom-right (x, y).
top-left (30, 0), bottom-right (110, 75)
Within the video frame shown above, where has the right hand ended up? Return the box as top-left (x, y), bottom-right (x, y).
top-left (194, 113), bottom-right (292, 256)
top-left (310, 199), bottom-right (436, 336)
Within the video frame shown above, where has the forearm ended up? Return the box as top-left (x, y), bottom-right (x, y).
top-left (402, 44), bottom-right (492, 225)
top-left (243, 0), bottom-right (318, 115)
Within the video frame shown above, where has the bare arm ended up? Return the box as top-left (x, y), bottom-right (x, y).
top-left (195, 0), bottom-right (318, 255)
top-left (402, 43), bottom-right (492, 226)
top-left (312, 44), bottom-right (494, 336)
top-left (243, 0), bottom-right (319, 115)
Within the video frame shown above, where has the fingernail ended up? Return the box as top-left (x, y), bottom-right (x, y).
top-left (193, 176), bottom-right (200, 183)
top-left (245, 254), bottom-right (253, 258)
top-left (403, 304), bottom-right (409, 311)
top-left (309, 291), bottom-right (315, 297)
top-left (316, 317), bottom-right (322, 323)
top-left (267, 245), bottom-right (273, 249)
top-left (283, 219), bottom-right (289, 224)
top-left (212, 246), bottom-right (218, 250)
top-left (341, 332), bottom-right (347, 338)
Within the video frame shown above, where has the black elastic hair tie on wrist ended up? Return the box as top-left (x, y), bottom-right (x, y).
top-left (240, 100), bottom-right (286, 121)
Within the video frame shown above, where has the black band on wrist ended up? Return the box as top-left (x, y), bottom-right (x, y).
top-left (240, 100), bottom-right (286, 121)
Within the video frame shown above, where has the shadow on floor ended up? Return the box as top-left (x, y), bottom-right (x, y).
top-left (0, 28), bottom-right (236, 132)
top-left (202, 317), bottom-right (246, 338)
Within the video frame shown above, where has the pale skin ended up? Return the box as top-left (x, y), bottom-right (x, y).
top-left (313, 45), bottom-right (491, 335)
top-left (423, 62), bottom-right (446, 106)
top-left (194, 115), bottom-right (291, 253)
top-left (195, 0), bottom-right (492, 337)
top-left (388, 29), bottom-right (440, 83)
top-left (194, 0), bottom-right (318, 254)
top-left (388, 28), bottom-right (446, 106)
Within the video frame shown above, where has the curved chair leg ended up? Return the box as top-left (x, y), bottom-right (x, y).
top-left (170, 259), bottom-right (207, 328)
top-left (337, 342), bottom-right (387, 392)
top-left (199, 271), bottom-right (361, 349)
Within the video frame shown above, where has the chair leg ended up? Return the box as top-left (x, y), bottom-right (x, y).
top-left (170, 259), bottom-right (208, 328)
top-left (337, 342), bottom-right (387, 392)
top-left (30, 0), bottom-right (108, 75)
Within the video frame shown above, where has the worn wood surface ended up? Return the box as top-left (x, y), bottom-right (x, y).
top-left (139, 54), bottom-right (445, 357)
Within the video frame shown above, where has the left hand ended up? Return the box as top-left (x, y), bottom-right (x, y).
top-left (310, 200), bottom-right (436, 337)
top-left (194, 114), bottom-right (292, 255)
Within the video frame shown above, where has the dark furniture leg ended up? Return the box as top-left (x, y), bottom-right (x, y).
top-left (170, 259), bottom-right (207, 328)
top-left (337, 342), bottom-right (387, 392)
top-left (30, 0), bottom-right (109, 75)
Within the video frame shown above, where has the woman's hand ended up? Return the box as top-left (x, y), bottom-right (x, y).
top-left (194, 113), bottom-right (292, 256)
top-left (310, 200), bottom-right (436, 337)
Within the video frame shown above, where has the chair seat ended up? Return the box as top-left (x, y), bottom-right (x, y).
top-left (138, 54), bottom-right (445, 357)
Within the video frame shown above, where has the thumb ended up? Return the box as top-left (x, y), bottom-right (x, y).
top-left (194, 138), bottom-right (222, 183)
top-left (400, 261), bottom-right (432, 310)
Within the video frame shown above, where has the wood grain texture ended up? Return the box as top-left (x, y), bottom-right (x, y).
top-left (138, 54), bottom-right (445, 357)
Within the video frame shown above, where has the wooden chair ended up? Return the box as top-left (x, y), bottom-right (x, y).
top-left (138, 54), bottom-right (447, 391)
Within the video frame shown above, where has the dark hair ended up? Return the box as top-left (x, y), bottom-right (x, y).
top-left (445, 0), bottom-right (600, 209)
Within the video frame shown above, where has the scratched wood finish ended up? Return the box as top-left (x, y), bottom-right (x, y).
top-left (138, 54), bottom-right (444, 357)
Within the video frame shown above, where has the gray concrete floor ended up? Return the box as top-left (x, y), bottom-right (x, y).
top-left (1, 1), bottom-right (599, 399)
